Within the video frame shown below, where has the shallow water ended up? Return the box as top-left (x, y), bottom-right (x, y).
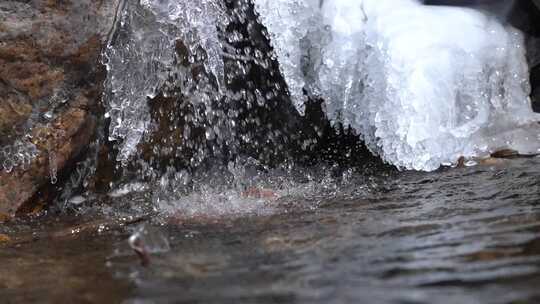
top-left (1, 157), bottom-right (540, 304)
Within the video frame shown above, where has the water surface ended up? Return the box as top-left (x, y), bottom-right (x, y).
top-left (1, 157), bottom-right (540, 303)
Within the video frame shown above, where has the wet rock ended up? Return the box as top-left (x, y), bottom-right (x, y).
top-left (0, 233), bottom-right (11, 244)
top-left (531, 59), bottom-right (540, 113)
top-left (510, 0), bottom-right (540, 112)
top-left (0, 0), bottom-right (120, 218)
top-left (0, 105), bottom-right (96, 217)
top-left (128, 224), bottom-right (171, 267)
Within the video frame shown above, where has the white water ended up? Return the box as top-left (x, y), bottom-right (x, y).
top-left (103, 0), bottom-right (540, 172)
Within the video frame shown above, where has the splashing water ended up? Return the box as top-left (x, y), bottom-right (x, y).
top-left (103, 0), bottom-right (227, 164)
top-left (101, 0), bottom-right (310, 215)
top-left (103, 0), bottom-right (301, 172)
top-left (48, 149), bottom-right (58, 185)
top-left (0, 138), bottom-right (38, 174)
top-left (100, 0), bottom-right (540, 216)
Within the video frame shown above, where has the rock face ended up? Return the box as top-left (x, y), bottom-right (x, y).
top-left (0, 0), bottom-right (119, 218)
top-left (510, 0), bottom-right (540, 112)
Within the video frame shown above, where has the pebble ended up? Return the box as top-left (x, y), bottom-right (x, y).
top-left (0, 233), bottom-right (11, 244)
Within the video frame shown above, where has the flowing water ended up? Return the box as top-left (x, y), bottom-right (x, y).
top-left (2, 157), bottom-right (540, 303)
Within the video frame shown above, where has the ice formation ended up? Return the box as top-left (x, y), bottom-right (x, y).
top-left (103, 0), bottom-right (540, 171)
top-left (255, 0), bottom-right (540, 170)
top-left (0, 138), bottom-right (38, 173)
top-left (103, 0), bottom-right (227, 164)
top-left (253, 0), bottom-right (322, 114)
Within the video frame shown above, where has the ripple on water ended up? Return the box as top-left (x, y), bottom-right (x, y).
top-left (1, 158), bottom-right (540, 303)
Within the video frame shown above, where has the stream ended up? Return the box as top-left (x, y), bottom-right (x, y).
top-left (2, 157), bottom-right (539, 304)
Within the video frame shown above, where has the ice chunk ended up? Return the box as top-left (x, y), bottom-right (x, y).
top-left (255, 0), bottom-right (540, 170)
top-left (253, 0), bottom-right (323, 114)
top-left (342, 0), bottom-right (539, 170)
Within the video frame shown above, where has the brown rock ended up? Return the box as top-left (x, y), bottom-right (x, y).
top-left (0, 105), bottom-right (96, 217)
top-left (0, 0), bottom-right (120, 217)
top-left (0, 233), bottom-right (11, 244)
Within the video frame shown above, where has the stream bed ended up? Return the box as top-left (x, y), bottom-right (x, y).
top-left (1, 157), bottom-right (540, 304)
